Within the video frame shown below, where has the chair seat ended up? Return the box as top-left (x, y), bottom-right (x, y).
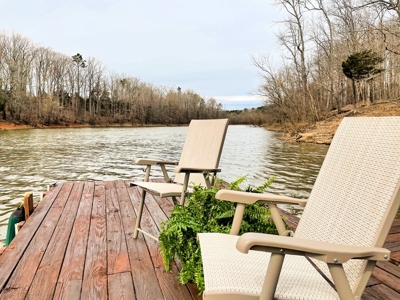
top-left (198, 233), bottom-right (339, 300)
top-left (131, 181), bottom-right (193, 198)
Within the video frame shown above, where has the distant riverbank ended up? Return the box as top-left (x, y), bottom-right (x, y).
top-left (3, 101), bottom-right (400, 144)
top-left (0, 121), bottom-right (186, 130)
top-left (274, 101), bottom-right (400, 145)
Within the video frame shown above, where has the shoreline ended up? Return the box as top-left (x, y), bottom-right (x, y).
top-left (0, 121), bottom-right (187, 130)
top-left (2, 101), bottom-right (399, 143)
top-left (274, 101), bottom-right (400, 145)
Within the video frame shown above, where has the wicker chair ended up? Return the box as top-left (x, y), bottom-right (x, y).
top-left (131, 119), bottom-right (229, 240)
top-left (198, 116), bottom-right (400, 300)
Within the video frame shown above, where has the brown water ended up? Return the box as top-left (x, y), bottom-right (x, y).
top-left (0, 125), bottom-right (332, 246)
top-left (0, 125), bottom-right (331, 246)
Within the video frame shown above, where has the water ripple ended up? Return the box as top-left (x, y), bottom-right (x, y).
top-left (0, 125), bottom-right (328, 246)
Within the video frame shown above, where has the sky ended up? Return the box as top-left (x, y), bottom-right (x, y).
top-left (0, 0), bottom-right (282, 110)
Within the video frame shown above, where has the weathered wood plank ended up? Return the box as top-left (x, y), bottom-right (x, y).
top-left (130, 188), bottom-right (165, 266)
top-left (105, 180), bottom-right (130, 275)
top-left (131, 187), bottom-right (193, 300)
top-left (108, 272), bottom-right (136, 300)
top-left (119, 181), bottom-right (164, 300)
top-left (370, 266), bottom-right (400, 293)
top-left (26, 182), bottom-right (84, 300)
top-left (53, 280), bottom-right (82, 300)
top-left (0, 179), bottom-right (397, 300)
top-left (81, 182), bottom-right (108, 299)
top-left (186, 283), bottom-right (202, 300)
top-left (390, 252), bottom-right (400, 264)
top-left (392, 219), bottom-right (400, 227)
top-left (136, 179), bottom-right (206, 299)
top-left (56, 182), bottom-right (94, 296)
top-left (375, 261), bottom-right (400, 278)
top-left (279, 208), bottom-right (300, 230)
top-left (385, 233), bottom-right (400, 243)
top-left (130, 187), bottom-right (164, 261)
top-left (363, 283), bottom-right (400, 299)
top-left (0, 183), bottom-right (63, 291)
top-left (0, 288), bottom-right (28, 300)
top-left (153, 266), bottom-right (194, 300)
top-left (361, 291), bottom-right (380, 300)
top-left (383, 240), bottom-right (400, 252)
top-left (0, 183), bottom-right (73, 299)
top-left (174, 257), bottom-right (202, 300)
top-left (389, 225), bottom-right (400, 234)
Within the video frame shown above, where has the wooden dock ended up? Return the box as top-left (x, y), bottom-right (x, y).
top-left (0, 180), bottom-right (399, 299)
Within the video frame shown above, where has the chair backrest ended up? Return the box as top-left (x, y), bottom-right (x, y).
top-left (173, 119), bottom-right (229, 186)
top-left (294, 116), bottom-right (400, 293)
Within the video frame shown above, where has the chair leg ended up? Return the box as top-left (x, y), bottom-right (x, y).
top-left (328, 263), bottom-right (355, 300)
top-left (260, 253), bottom-right (285, 300)
top-left (133, 189), bottom-right (146, 239)
top-left (180, 173), bottom-right (190, 205)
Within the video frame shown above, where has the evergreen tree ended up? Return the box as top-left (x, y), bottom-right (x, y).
top-left (342, 50), bottom-right (384, 106)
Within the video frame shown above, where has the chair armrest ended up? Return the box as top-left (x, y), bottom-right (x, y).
top-left (216, 190), bottom-right (307, 207)
top-left (135, 158), bottom-right (178, 182)
top-left (135, 158), bottom-right (179, 165)
top-left (174, 167), bottom-right (221, 173)
top-left (237, 233), bottom-right (391, 264)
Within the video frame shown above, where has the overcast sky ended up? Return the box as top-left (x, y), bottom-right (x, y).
top-left (0, 0), bottom-right (282, 110)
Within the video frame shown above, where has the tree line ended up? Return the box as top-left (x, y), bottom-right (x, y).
top-left (0, 33), bottom-right (225, 126)
top-left (255, 0), bottom-right (400, 132)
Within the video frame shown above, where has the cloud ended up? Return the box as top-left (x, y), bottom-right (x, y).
top-left (0, 0), bottom-right (283, 102)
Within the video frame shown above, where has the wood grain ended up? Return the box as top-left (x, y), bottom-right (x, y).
top-left (53, 280), bottom-right (82, 300)
top-left (362, 283), bottom-right (400, 299)
top-left (389, 225), bottom-right (400, 234)
top-left (120, 180), bottom-right (164, 300)
top-left (0, 183), bottom-right (63, 291)
top-left (81, 182), bottom-right (108, 299)
top-left (130, 183), bottom-right (193, 300)
top-left (105, 180), bottom-right (130, 275)
top-left (56, 182), bottom-right (94, 293)
top-left (385, 233), bottom-right (400, 243)
top-left (0, 179), bottom-right (398, 299)
top-left (129, 187), bottom-right (163, 266)
top-left (0, 183), bottom-right (73, 299)
top-left (108, 272), bottom-right (135, 300)
top-left (370, 265), bottom-right (400, 293)
top-left (26, 182), bottom-right (84, 300)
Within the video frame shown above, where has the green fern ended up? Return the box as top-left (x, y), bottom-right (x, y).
top-left (159, 175), bottom-right (288, 293)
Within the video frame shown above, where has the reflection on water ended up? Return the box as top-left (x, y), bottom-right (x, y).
top-left (2, 124), bottom-right (392, 246)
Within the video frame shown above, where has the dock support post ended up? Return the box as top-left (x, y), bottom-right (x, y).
top-left (24, 193), bottom-right (34, 221)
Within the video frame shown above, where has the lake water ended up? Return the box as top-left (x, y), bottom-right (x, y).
top-left (1, 125), bottom-right (329, 246)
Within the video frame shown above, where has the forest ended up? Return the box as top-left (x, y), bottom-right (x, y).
top-left (0, 0), bottom-right (399, 129)
top-left (0, 36), bottom-right (225, 126)
top-left (255, 0), bottom-right (400, 131)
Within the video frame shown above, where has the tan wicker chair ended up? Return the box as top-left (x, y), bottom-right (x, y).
top-left (131, 119), bottom-right (229, 240)
top-left (198, 116), bottom-right (400, 300)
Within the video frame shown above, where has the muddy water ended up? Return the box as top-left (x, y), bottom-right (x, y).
top-left (1, 125), bottom-right (329, 246)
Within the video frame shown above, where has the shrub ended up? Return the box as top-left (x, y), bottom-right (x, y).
top-left (159, 176), bottom-right (283, 292)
